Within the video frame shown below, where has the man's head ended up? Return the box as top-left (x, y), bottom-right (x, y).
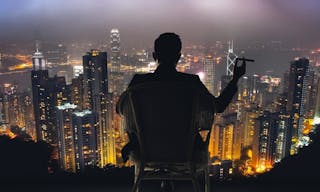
top-left (153, 33), bottom-right (182, 67)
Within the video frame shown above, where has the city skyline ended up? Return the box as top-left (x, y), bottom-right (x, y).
top-left (1, 1), bottom-right (320, 186)
top-left (0, 0), bottom-right (320, 48)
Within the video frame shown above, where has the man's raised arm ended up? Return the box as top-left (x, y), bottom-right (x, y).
top-left (214, 58), bottom-right (246, 113)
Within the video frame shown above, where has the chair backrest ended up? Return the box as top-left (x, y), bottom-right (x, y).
top-left (125, 82), bottom-right (199, 164)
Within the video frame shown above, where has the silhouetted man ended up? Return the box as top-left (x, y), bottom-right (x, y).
top-left (117, 32), bottom-right (246, 163)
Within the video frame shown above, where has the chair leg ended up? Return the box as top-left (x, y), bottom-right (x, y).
top-left (192, 176), bottom-right (201, 192)
top-left (132, 176), bottom-right (141, 192)
top-left (204, 167), bottom-right (210, 192)
top-left (132, 164), bottom-right (142, 192)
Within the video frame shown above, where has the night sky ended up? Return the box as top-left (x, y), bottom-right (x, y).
top-left (1, 0), bottom-right (320, 48)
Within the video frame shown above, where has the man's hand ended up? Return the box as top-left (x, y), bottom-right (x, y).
top-left (233, 57), bottom-right (246, 81)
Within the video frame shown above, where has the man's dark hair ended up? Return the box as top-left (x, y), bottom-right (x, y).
top-left (154, 33), bottom-right (182, 63)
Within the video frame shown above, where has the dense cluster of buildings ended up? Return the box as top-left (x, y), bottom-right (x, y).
top-left (209, 56), bottom-right (319, 179)
top-left (31, 47), bottom-right (115, 172)
top-left (0, 29), bottom-right (320, 178)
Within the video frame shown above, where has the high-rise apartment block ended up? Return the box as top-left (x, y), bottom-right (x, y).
top-left (286, 58), bottom-right (309, 151)
top-left (56, 103), bottom-right (77, 172)
top-left (203, 55), bottom-right (215, 94)
top-left (83, 50), bottom-right (115, 166)
top-left (72, 110), bottom-right (98, 172)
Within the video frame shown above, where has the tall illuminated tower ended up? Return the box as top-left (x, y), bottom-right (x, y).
top-left (32, 42), bottom-right (46, 71)
top-left (203, 55), bottom-right (215, 94)
top-left (105, 93), bottom-right (116, 164)
top-left (109, 28), bottom-right (124, 95)
top-left (72, 110), bottom-right (98, 172)
top-left (83, 50), bottom-right (115, 166)
top-left (56, 103), bottom-right (99, 173)
top-left (220, 41), bottom-right (238, 94)
top-left (110, 28), bottom-right (121, 72)
top-left (56, 103), bottom-right (77, 172)
top-left (0, 95), bottom-right (5, 126)
top-left (226, 41), bottom-right (237, 76)
top-left (221, 124), bottom-right (234, 160)
top-left (31, 44), bottom-right (50, 142)
top-left (209, 124), bottom-right (221, 158)
top-left (314, 77), bottom-right (320, 125)
top-left (255, 111), bottom-right (277, 172)
top-left (286, 58), bottom-right (309, 151)
top-left (242, 108), bottom-right (259, 147)
top-left (32, 42), bottom-right (68, 145)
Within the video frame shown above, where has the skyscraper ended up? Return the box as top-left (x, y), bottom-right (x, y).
top-left (56, 102), bottom-right (99, 173)
top-left (110, 28), bottom-right (121, 73)
top-left (72, 110), bottom-right (98, 172)
top-left (109, 28), bottom-right (125, 95)
top-left (31, 45), bottom-right (68, 145)
top-left (209, 124), bottom-right (222, 159)
top-left (32, 43), bottom-right (46, 71)
top-left (226, 41), bottom-right (237, 76)
top-left (83, 50), bottom-right (115, 166)
top-left (247, 74), bottom-right (260, 104)
top-left (203, 55), bottom-right (215, 94)
top-left (31, 47), bottom-right (51, 142)
top-left (254, 111), bottom-right (277, 172)
top-left (56, 103), bottom-right (77, 172)
top-left (314, 77), bottom-right (320, 125)
top-left (242, 107), bottom-right (259, 147)
top-left (2, 84), bottom-right (21, 127)
top-left (105, 93), bottom-right (116, 164)
top-left (274, 112), bottom-right (290, 162)
top-left (44, 43), bottom-right (68, 66)
top-left (0, 94), bottom-right (5, 126)
top-left (221, 124), bottom-right (234, 160)
top-left (286, 58), bottom-right (309, 152)
top-left (71, 74), bottom-right (85, 110)
top-left (222, 112), bottom-right (242, 160)
top-left (303, 67), bottom-right (317, 119)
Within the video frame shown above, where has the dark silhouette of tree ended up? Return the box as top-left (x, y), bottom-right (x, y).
top-left (0, 135), bottom-right (53, 181)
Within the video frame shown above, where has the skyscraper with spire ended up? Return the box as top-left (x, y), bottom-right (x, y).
top-left (31, 42), bottom-right (51, 142)
top-left (109, 28), bottom-right (125, 95)
top-left (31, 41), bottom-right (68, 145)
top-left (110, 28), bottom-right (121, 72)
top-left (32, 41), bottom-right (46, 70)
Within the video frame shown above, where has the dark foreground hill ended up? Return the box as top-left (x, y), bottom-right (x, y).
top-left (1, 126), bottom-right (320, 191)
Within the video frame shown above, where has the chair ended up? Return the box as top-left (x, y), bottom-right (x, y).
top-left (118, 82), bottom-right (211, 192)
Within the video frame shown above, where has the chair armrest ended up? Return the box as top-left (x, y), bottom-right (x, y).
top-left (116, 91), bottom-right (129, 115)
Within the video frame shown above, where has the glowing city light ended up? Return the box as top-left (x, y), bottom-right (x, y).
top-left (197, 72), bottom-right (205, 80)
top-left (313, 116), bottom-right (320, 125)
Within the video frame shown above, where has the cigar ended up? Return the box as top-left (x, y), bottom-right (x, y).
top-left (236, 58), bottom-right (255, 62)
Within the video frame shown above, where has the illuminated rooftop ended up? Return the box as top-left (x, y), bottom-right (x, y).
top-left (73, 110), bottom-right (92, 117)
top-left (111, 28), bottom-right (119, 33)
top-left (313, 116), bottom-right (320, 125)
top-left (56, 103), bottom-right (77, 110)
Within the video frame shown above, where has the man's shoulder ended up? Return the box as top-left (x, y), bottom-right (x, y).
top-left (130, 73), bottom-right (154, 85)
